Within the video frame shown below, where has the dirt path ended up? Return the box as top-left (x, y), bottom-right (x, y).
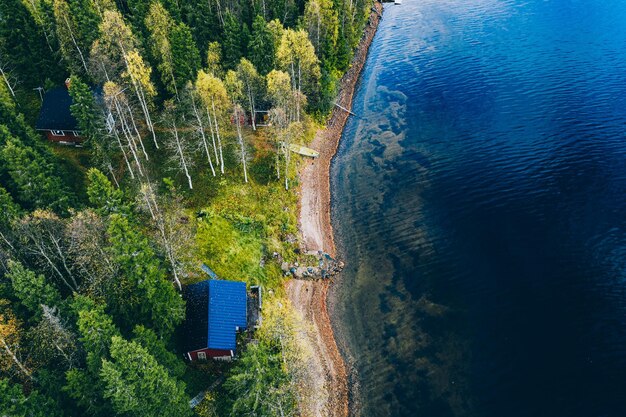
top-left (286, 4), bottom-right (384, 416)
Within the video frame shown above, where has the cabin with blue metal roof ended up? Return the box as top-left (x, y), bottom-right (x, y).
top-left (183, 279), bottom-right (248, 361)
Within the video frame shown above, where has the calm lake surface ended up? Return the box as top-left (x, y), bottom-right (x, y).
top-left (330, 1), bottom-right (626, 416)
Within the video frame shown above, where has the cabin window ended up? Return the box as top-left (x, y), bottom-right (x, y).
top-left (197, 351), bottom-right (207, 360)
top-left (51, 130), bottom-right (64, 136)
top-left (71, 131), bottom-right (80, 136)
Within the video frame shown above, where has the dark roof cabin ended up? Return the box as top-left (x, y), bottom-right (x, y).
top-left (183, 279), bottom-right (248, 361)
top-left (35, 81), bottom-right (82, 143)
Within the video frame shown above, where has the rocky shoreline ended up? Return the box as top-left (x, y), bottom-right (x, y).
top-left (286, 3), bottom-right (384, 416)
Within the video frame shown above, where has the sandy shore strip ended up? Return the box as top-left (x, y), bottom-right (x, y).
top-left (286, 3), bottom-right (384, 416)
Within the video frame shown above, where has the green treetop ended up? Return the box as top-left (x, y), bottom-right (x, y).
top-left (6, 260), bottom-right (62, 316)
top-left (100, 336), bottom-right (192, 417)
top-left (107, 214), bottom-right (185, 337)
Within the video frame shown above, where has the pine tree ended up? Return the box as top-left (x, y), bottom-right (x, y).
top-left (54, 0), bottom-right (97, 75)
top-left (0, 186), bottom-right (20, 230)
top-left (64, 300), bottom-right (119, 417)
top-left (182, 0), bottom-right (219, 53)
top-left (303, 0), bottom-right (339, 69)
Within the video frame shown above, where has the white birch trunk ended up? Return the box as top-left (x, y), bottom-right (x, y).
top-left (206, 107), bottom-right (219, 164)
top-left (191, 94), bottom-right (216, 176)
top-left (172, 121), bottom-right (193, 189)
top-left (62, 15), bottom-right (89, 74)
top-left (124, 101), bottom-right (149, 161)
top-left (0, 337), bottom-right (32, 379)
top-left (0, 65), bottom-right (15, 97)
top-left (211, 97), bottom-right (225, 174)
top-left (234, 108), bottom-right (248, 183)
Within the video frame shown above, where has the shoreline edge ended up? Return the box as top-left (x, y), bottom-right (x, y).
top-left (286, 3), bottom-right (384, 416)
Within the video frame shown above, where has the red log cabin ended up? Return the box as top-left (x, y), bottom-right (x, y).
top-left (35, 80), bottom-right (83, 144)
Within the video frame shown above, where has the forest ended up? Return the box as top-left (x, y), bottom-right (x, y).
top-left (0, 0), bottom-right (370, 415)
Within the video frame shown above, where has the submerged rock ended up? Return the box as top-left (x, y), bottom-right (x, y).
top-left (284, 252), bottom-right (344, 280)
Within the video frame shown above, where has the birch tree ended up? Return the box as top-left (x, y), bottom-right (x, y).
top-left (103, 81), bottom-right (146, 178)
top-left (303, 0), bottom-right (338, 67)
top-left (267, 70), bottom-right (293, 179)
top-left (66, 210), bottom-right (118, 296)
top-left (29, 305), bottom-right (78, 370)
top-left (123, 50), bottom-right (159, 148)
top-left (145, 2), bottom-right (177, 97)
top-left (236, 58), bottom-right (263, 131)
top-left (137, 181), bottom-right (195, 291)
top-left (0, 300), bottom-right (32, 381)
top-left (162, 100), bottom-right (194, 189)
top-left (15, 210), bottom-right (79, 292)
top-left (282, 121), bottom-right (304, 190)
top-left (53, 0), bottom-right (90, 75)
top-left (91, 10), bottom-right (158, 148)
top-left (0, 52), bottom-right (17, 98)
top-left (196, 70), bottom-right (229, 174)
top-left (225, 69), bottom-right (250, 183)
top-left (184, 83), bottom-right (216, 176)
top-left (276, 29), bottom-right (320, 121)
top-left (206, 41), bottom-right (223, 77)
top-left (268, 107), bottom-right (287, 179)
top-left (266, 69), bottom-right (292, 117)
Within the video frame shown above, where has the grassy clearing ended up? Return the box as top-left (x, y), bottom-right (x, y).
top-left (43, 118), bottom-right (320, 406)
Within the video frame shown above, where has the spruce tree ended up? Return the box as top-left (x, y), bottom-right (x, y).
top-left (170, 23), bottom-right (201, 91)
top-left (222, 12), bottom-right (244, 69)
top-left (100, 336), bottom-right (192, 417)
top-left (6, 260), bottom-right (62, 316)
top-left (0, 128), bottom-right (71, 213)
top-left (69, 76), bottom-right (111, 165)
top-left (248, 15), bottom-right (276, 75)
top-left (86, 168), bottom-right (127, 216)
top-left (0, 379), bottom-right (64, 417)
top-left (107, 214), bottom-right (185, 337)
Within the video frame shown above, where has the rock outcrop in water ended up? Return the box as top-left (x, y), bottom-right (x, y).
top-left (282, 251), bottom-right (345, 279)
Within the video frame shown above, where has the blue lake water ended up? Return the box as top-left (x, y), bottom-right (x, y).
top-left (330, 1), bottom-right (626, 416)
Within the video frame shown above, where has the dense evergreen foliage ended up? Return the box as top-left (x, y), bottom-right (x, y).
top-left (0, 0), bottom-right (372, 413)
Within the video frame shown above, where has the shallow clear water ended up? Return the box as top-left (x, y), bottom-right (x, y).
top-left (330, 1), bottom-right (626, 416)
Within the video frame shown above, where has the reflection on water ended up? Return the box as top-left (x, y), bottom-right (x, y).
top-left (330, 1), bottom-right (626, 416)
